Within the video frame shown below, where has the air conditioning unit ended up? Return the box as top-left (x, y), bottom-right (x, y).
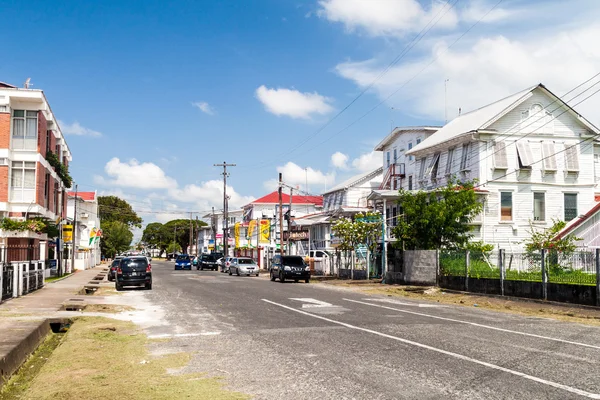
top-left (81, 213), bottom-right (89, 218)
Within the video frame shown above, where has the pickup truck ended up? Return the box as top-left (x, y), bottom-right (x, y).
top-left (199, 253), bottom-right (222, 271)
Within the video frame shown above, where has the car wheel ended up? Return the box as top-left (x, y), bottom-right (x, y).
top-left (228, 269), bottom-right (232, 275)
top-left (197, 267), bottom-right (200, 270)
top-left (294, 279), bottom-right (299, 283)
top-left (305, 279), bottom-right (310, 283)
top-left (116, 283), bottom-right (123, 291)
top-left (200, 266), bottom-right (204, 271)
top-left (237, 270), bottom-right (240, 276)
top-left (145, 283), bottom-right (152, 290)
top-left (270, 271), bottom-right (275, 281)
top-left (279, 272), bottom-right (285, 283)
top-left (256, 273), bottom-right (259, 277)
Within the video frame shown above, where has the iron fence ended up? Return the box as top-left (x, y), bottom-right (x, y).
top-left (2, 264), bottom-right (14, 301)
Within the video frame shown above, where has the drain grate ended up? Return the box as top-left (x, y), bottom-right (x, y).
top-left (68, 298), bottom-right (84, 301)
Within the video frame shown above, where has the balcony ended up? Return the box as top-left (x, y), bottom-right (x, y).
top-left (379, 163), bottom-right (406, 190)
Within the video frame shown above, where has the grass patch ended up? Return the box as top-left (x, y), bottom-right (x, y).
top-left (82, 304), bottom-right (135, 313)
top-left (45, 273), bottom-right (72, 284)
top-left (0, 332), bottom-right (65, 399)
top-left (16, 317), bottom-right (248, 400)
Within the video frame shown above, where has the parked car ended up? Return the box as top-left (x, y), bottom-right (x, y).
top-left (199, 253), bottom-right (220, 271)
top-left (174, 254), bottom-right (192, 270)
top-left (192, 256), bottom-right (199, 268)
top-left (229, 257), bottom-right (259, 276)
top-left (270, 255), bottom-right (310, 283)
top-left (108, 256), bottom-right (123, 281)
top-left (115, 256), bottom-right (152, 290)
top-left (219, 256), bottom-right (234, 273)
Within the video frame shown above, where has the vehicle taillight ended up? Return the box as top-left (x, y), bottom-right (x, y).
top-left (117, 267), bottom-right (122, 274)
top-left (146, 265), bottom-right (152, 272)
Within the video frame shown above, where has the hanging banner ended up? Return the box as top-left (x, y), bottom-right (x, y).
top-left (259, 219), bottom-right (270, 243)
top-left (247, 220), bottom-right (257, 240)
top-left (62, 225), bottom-right (73, 243)
top-left (89, 228), bottom-right (97, 246)
top-left (234, 222), bottom-right (240, 248)
top-left (94, 229), bottom-right (103, 244)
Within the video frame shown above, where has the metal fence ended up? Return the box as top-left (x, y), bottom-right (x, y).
top-left (1, 264), bottom-right (14, 301)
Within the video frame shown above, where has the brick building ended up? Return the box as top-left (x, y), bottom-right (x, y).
top-left (0, 81), bottom-right (72, 266)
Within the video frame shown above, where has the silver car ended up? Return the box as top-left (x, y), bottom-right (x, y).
top-left (228, 257), bottom-right (259, 276)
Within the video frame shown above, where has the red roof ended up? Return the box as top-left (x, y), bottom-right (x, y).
top-left (251, 191), bottom-right (323, 206)
top-left (555, 201), bottom-right (600, 240)
top-left (68, 191), bottom-right (96, 201)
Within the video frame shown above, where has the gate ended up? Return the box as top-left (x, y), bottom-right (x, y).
top-left (2, 264), bottom-right (14, 301)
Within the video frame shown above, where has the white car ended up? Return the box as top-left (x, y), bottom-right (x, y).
top-left (229, 257), bottom-right (259, 276)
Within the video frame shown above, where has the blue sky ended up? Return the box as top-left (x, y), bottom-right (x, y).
top-left (2, 0), bottom-right (600, 232)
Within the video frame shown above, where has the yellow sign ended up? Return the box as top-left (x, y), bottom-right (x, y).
top-left (247, 220), bottom-right (257, 239)
top-left (259, 220), bottom-right (270, 243)
top-left (234, 222), bottom-right (240, 249)
top-left (63, 225), bottom-right (73, 243)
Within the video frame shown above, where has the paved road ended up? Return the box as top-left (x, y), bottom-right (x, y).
top-left (128, 260), bottom-right (600, 399)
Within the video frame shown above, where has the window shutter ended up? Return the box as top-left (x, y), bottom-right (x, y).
top-left (516, 141), bottom-right (534, 168)
top-left (493, 141), bottom-right (508, 169)
top-left (425, 153), bottom-right (440, 177)
top-left (564, 143), bottom-right (580, 172)
top-left (541, 142), bottom-right (557, 171)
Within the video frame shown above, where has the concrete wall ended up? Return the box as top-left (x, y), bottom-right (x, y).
top-left (403, 250), bottom-right (437, 285)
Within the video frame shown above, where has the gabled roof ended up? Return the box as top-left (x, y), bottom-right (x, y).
top-left (0, 81), bottom-right (17, 88)
top-left (250, 191), bottom-right (323, 206)
top-left (406, 83), bottom-right (600, 156)
top-left (554, 202), bottom-right (600, 240)
top-left (374, 126), bottom-right (440, 151)
top-left (68, 191), bottom-right (96, 201)
top-left (323, 167), bottom-right (384, 195)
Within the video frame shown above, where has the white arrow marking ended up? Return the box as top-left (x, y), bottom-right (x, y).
top-left (289, 298), bottom-right (338, 309)
top-left (365, 298), bottom-right (446, 308)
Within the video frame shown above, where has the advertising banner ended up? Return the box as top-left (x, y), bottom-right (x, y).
top-left (259, 220), bottom-right (270, 243)
top-left (234, 222), bottom-right (240, 248)
top-left (63, 225), bottom-right (73, 243)
top-left (247, 220), bottom-right (257, 240)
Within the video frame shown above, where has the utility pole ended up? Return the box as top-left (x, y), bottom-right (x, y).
top-left (211, 207), bottom-right (216, 252)
top-left (195, 216), bottom-right (199, 255)
top-left (214, 162), bottom-right (236, 257)
top-left (189, 212), bottom-right (193, 255)
top-left (278, 173), bottom-right (283, 255)
top-left (71, 184), bottom-right (77, 273)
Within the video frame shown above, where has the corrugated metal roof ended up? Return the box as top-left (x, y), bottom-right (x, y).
top-left (323, 167), bottom-right (384, 194)
top-left (68, 191), bottom-right (96, 201)
top-left (374, 126), bottom-right (440, 151)
top-left (251, 191), bottom-right (323, 206)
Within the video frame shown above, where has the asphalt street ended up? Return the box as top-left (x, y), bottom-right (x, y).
top-left (128, 260), bottom-right (600, 400)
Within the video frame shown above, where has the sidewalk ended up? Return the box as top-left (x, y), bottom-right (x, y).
top-left (0, 265), bottom-right (106, 387)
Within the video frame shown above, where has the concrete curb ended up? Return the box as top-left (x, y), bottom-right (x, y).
top-left (0, 320), bottom-right (50, 388)
top-left (45, 272), bottom-right (77, 284)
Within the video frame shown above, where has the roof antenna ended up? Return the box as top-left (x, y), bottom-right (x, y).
top-left (458, 107), bottom-right (462, 116)
top-left (24, 78), bottom-right (31, 89)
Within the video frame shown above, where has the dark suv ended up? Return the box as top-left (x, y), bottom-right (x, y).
top-left (115, 256), bottom-right (152, 290)
top-left (270, 255), bottom-right (310, 283)
top-left (199, 253), bottom-right (221, 271)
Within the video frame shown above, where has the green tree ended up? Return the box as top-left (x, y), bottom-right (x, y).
top-left (166, 241), bottom-right (181, 254)
top-left (163, 219), bottom-right (207, 253)
top-left (141, 222), bottom-right (169, 255)
top-left (100, 221), bottom-right (133, 258)
top-left (331, 212), bottom-right (381, 252)
top-left (391, 180), bottom-right (484, 250)
top-left (98, 196), bottom-right (142, 228)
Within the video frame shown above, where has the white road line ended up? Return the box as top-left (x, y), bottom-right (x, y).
top-left (289, 298), bottom-right (339, 308)
top-left (148, 332), bottom-right (221, 339)
top-left (262, 299), bottom-right (600, 399)
top-left (344, 298), bottom-right (600, 351)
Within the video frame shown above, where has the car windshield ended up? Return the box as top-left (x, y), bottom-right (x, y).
top-left (282, 257), bottom-right (304, 266)
top-left (177, 255), bottom-right (190, 261)
top-left (122, 260), bottom-right (148, 268)
top-left (238, 259), bottom-right (254, 265)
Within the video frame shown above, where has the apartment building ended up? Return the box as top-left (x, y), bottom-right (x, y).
top-left (0, 81), bottom-right (72, 264)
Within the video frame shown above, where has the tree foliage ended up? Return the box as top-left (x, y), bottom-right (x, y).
top-left (331, 212), bottom-right (381, 252)
top-left (391, 180), bottom-right (484, 250)
top-left (98, 196), bottom-right (142, 228)
top-left (141, 219), bottom-right (207, 255)
top-left (100, 221), bottom-right (133, 258)
top-left (523, 219), bottom-right (581, 254)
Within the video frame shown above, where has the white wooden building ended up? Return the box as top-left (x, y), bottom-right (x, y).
top-left (403, 83), bottom-right (600, 251)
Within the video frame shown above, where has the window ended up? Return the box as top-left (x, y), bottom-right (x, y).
top-left (10, 161), bottom-right (36, 202)
top-left (393, 149), bottom-right (397, 164)
top-left (445, 148), bottom-right (454, 175)
top-left (408, 142), bottom-right (413, 161)
top-left (11, 110), bottom-right (38, 150)
top-left (541, 142), bottom-right (557, 172)
top-left (46, 130), bottom-right (51, 155)
top-left (460, 143), bottom-right (471, 171)
top-left (425, 153), bottom-right (440, 180)
top-left (564, 143), bottom-right (580, 172)
top-left (533, 192), bottom-right (545, 221)
top-left (500, 192), bottom-right (512, 221)
top-left (564, 193), bottom-right (578, 221)
top-left (386, 152), bottom-right (390, 168)
top-left (392, 207), bottom-right (397, 227)
top-left (516, 141), bottom-right (534, 169)
top-left (492, 141), bottom-right (508, 169)
top-left (408, 175), bottom-right (413, 190)
top-left (418, 158), bottom-right (426, 180)
top-left (416, 138), bottom-right (421, 145)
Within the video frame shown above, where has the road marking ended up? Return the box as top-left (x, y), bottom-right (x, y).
top-left (344, 298), bottom-right (600, 351)
top-left (262, 299), bottom-right (600, 399)
top-left (365, 298), bottom-right (447, 308)
top-left (148, 332), bottom-right (221, 339)
top-left (289, 298), bottom-right (339, 309)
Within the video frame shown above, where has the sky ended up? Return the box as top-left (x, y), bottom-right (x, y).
top-left (3, 0), bottom-right (600, 239)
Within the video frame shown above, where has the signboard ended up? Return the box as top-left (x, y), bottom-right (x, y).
top-left (283, 230), bottom-right (309, 241)
top-left (259, 219), bottom-right (270, 243)
top-left (62, 225), bottom-right (73, 243)
top-left (49, 259), bottom-right (57, 269)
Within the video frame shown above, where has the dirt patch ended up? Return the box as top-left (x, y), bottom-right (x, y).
top-left (17, 317), bottom-right (248, 400)
top-left (93, 286), bottom-right (123, 296)
top-left (82, 304), bottom-right (136, 314)
top-left (357, 285), bottom-right (600, 326)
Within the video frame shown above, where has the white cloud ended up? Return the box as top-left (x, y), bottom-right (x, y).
top-left (192, 101), bottom-right (215, 115)
top-left (58, 120), bottom-right (102, 137)
top-left (171, 180), bottom-right (255, 211)
top-left (331, 151), bottom-right (349, 169)
top-left (461, 0), bottom-right (512, 23)
top-left (264, 162), bottom-right (336, 193)
top-left (95, 158), bottom-right (177, 190)
top-left (255, 85), bottom-right (334, 119)
top-left (317, 0), bottom-right (459, 37)
top-left (351, 151), bottom-right (382, 172)
top-left (335, 24), bottom-right (600, 123)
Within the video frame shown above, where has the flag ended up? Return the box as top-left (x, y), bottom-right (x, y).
top-left (89, 228), bottom-right (97, 246)
top-left (94, 229), bottom-right (103, 244)
top-left (247, 220), bottom-right (257, 240)
top-left (234, 223), bottom-right (240, 249)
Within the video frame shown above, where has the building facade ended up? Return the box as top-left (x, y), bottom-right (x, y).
top-left (67, 191), bottom-right (101, 270)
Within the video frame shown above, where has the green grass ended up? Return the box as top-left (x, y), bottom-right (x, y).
top-left (44, 273), bottom-right (72, 283)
